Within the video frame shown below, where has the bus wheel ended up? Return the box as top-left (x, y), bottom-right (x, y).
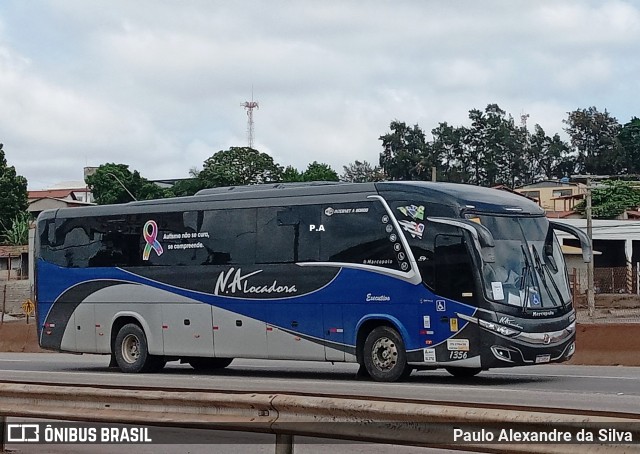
top-left (446, 367), bottom-right (482, 378)
top-left (363, 326), bottom-right (408, 382)
top-left (115, 323), bottom-right (155, 373)
top-left (188, 358), bottom-right (233, 371)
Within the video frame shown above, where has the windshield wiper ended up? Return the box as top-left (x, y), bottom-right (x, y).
top-left (520, 245), bottom-right (533, 312)
top-left (531, 246), bottom-right (567, 311)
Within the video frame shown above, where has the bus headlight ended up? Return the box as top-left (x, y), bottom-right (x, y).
top-left (479, 319), bottom-right (520, 337)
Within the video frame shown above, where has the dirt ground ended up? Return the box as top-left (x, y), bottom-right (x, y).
top-left (0, 320), bottom-right (44, 353)
top-left (0, 320), bottom-right (638, 367)
top-left (568, 324), bottom-right (640, 366)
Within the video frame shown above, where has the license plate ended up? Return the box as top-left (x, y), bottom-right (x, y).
top-left (535, 354), bottom-right (551, 364)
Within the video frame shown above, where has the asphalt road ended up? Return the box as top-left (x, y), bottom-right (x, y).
top-left (0, 353), bottom-right (639, 414)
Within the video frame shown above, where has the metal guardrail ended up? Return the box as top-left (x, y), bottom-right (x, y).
top-left (0, 382), bottom-right (639, 453)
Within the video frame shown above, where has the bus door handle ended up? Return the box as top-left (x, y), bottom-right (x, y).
top-left (440, 316), bottom-right (449, 322)
top-left (291, 321), bottom-right (299, 328)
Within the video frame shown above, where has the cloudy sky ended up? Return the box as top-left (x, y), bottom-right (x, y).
top-left (0, 1), bottom-right (638, 189)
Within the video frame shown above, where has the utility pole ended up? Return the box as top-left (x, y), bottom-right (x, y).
top-left (585, 177), bottom-right (595, 317)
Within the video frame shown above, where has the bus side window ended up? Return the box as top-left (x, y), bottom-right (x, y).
top-left (433, 234), bottom-right (475, 301)
top-left (319, 201), bottom-right (403, 271)
top-left (201, 209), bottom-right (256, 265)
top-left (87, 217), bottom-right (140, 267)
top-left (256, 207), bottom-right (297, 264)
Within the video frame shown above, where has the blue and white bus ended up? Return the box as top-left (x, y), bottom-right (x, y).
top-left (35, 181), bottom-right (590, 381)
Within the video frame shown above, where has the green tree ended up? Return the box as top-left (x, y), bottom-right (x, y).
top-left (617, 117), bottom-right (640, 173)
top-left (301, 161), bottom-right (339, 182)
top-left (524, 125), bottom-right (572, 184)
top-left (165, 178), bottom-right (206, 197)
top-left (563, 107), bottom-right (622, 175)
top-left (0, 144), bottom-right (28, 232)
top-left (198, 147), bottom-right (283, 187)
top-left (164, 167), bottom-right (205, 197)
top-left (464, 108), bottom-right (493, 185)
top-left (281, 165), bottom-right (304, 183)
top-left (379, 121), bottom-right (431, 180)
top-left (463, 104), bottom-right (525, 187)
top-left (341, 160), bottom-right (385, 182)
top-left (1, 212), bottom-right (30, 245)
top-left (85, 163), bottom-right (165, 205)
top-left (575, 180), bottom-right (640, 219)
top-left (430, 122), bottom-right (467, 183)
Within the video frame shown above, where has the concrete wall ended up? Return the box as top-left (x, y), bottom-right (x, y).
top-left (1, 280), bottom-right (31, 315)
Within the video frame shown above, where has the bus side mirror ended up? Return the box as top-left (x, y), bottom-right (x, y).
top-left (549, 221), bottom-right (592, 263)
top-left (427, 217), bottom-right (496, 263)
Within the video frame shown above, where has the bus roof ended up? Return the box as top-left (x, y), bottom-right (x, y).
top-left (376, 181), bottom-right (544, 215)
top-left (42, 181), bottom-right (543, 220)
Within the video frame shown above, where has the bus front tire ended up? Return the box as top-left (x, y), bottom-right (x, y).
top-left (114, 323), bottom-right (160, 373)
top-left (188, 357), bottom-right (233, 371)
top-left (363, 326), bottom-right (409, 382)
top-left (446, 367), bottom-right (482, 378)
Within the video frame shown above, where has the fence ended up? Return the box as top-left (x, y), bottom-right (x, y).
top-left (570, 266), bottom-right (640, 297)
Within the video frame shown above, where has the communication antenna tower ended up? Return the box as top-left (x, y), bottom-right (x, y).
top-left (241, 91), bottom-right (259, 148)
top-left (520, 112), bottom-right (530, 129)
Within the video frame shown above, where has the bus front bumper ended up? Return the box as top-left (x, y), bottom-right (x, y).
top-left (480, 327), bottom-right (576, 368)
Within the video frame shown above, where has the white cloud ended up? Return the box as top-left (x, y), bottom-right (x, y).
top-left (0, 0), bottom-right (638, 188)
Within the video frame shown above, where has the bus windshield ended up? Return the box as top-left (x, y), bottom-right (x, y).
top-left (474, 215), bottom-right (571, 309)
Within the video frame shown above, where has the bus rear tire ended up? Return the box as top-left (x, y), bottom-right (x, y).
top-left (446, 367), bottom-right (482, 378)
top-left (188, 357), bottom-right (233, 371)
top-left (363, 326), bottom-right (409, 382)
top-left (114, 323), bottom-right (159, 373)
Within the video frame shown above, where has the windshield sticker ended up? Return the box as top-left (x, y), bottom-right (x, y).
top-left (508, 293), bottom-right (522, 306)
top-left (450, 318), bottom-right (459, 332)
top-left (436, 300), bottom-right (446, 311)
top-left (398, 220), bottom-right (425, 239)
top-left (491, 282), bottom-right (505, 300)
top-left (397, 204), bottom-right (425, 220)
top-left (423, 315), bottom-right (431, 329)
top-left (142, 220), bottom-right (164, 260)
top-left (530, 290), bottom-right (541, 306)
